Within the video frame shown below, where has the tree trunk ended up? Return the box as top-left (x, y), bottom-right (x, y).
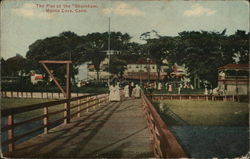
top-left (96, 70), bottom-right (100, 82)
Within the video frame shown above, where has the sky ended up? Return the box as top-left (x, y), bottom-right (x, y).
top-left (1, 0), bottom-right (249, 59)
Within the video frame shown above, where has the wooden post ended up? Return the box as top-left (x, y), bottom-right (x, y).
top-left (206, 96), bottom-right (208, 101)
top-left (93, 97), bottom-right (96, 110)
top-left (7, 115), bottom-right (14, 152)
top-left (64, 63), bottom-right (71, 124)
top-left (77, 100), bottom-right (81, 118)
top-left (26, 92), bottom-right (28, 98)
top-left (197, 96), bottom-right (200, 101)
top-left (232, 95), bottom-right (235, 102)
top-left (21, 91), bottom-right (23, 98)
top-left (51, 92), bottom-right (54, 99)
top-left (31, 92), bottom-right (33, 98)
top-left (41, 92), bottom-right (43, 98)
top-left (43, 106), bottom-right (48, 134)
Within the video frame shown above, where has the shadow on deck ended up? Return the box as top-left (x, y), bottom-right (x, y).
top-left (3, 99), bottom-right (153, 158)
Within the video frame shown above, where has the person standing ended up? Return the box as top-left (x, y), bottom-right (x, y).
top-left (128, 82), bottom-right (133, 97)
top-left (134, 84), bottom-right (141, 98)
top-left (109, 84), bottom-right (116, 101)
top-left (124, 84), bottom-right (129, 98)
top-left (158, 82), bottom-right (162, 90)
top-left (114, 83), bottom-right (121, 101)
top-left (168, 84), bottom-right (173, 93)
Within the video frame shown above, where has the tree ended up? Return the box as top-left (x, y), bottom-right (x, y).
top-left (221, 30), bottom-right (249, 64)
top-left (84, 32), bottom-right (133, 81)
top-left (26, 31), bottom-right (87, 83)
top-left (2, 54), bottom-right (28, 76)
top-left (109, 56), bottom-right (127, 78)
top-left (172, 31), bottom-right (226, 87)
top-left (84, 32), bottom-right (107, 81)
top-left (141, 31), bottom-right (174, 81)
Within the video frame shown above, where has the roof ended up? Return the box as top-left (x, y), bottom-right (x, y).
top-left (218, 64), bottom-right (249, 70)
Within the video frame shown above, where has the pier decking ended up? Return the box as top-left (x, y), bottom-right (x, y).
top-left (3, 99), bottom-right (153, 158)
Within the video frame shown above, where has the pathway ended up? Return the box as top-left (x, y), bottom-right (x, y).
top-left (3, 99), bottom-right (153, 158)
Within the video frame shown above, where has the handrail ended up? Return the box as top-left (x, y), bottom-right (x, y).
top-left (141, 92), bottom-right (188, 158)
top-left (150, 94), bottom-right (245, 102)
top-left (1, 94), bottom-right (97, 117)
top-left (1, 93), bottom-right (109, 152)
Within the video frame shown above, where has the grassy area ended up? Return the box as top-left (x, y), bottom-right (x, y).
top-left (157, 100), bottom-right (248, 126)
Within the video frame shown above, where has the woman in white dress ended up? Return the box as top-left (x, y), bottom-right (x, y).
top-left (134, 84), bottom-right (141, 98)
top-left (113, 84), bottom-right (121, 101)
top-left (109, 84), bottom-right (116, 101)
top-left (124, 84), bottom-right (129, 98)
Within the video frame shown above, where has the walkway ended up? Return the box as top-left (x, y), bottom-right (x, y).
top-left (4, 99), bottom-right (153, 158)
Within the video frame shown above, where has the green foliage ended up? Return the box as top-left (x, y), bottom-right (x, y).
top-left (3, 29), bottom-right (249, 90)
top-left (159, 100), bottom-right (248, 126)
top-left (109, 56), bottom-right (127, 77)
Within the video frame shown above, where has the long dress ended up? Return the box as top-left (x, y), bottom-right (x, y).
top-left (168, 84), bottom-right (173, 92)
top-left (134, 85), bottom-right (141, 98)
top-left (124, 85), bottom-right (129, 97)
top-left (109, 85), bottom-right (116, 101)
top-left (158, 82), bottom-right (162, 90)
top-left (113, 85), bottom-right (121, 101)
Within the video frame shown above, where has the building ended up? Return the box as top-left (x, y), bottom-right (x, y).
top-left (170, 63), bottom-right (188, 78)
top-left (30, 73), bottom-right (44, 85)
top-left (123, 59), bottom-right (168, 80)
top-left (218, 64), bottom-right (249, 95)
top-left (87, 58), bottom-right (111, 81)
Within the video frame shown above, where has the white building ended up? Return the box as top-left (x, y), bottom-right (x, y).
top-left (123, 59), bottom-right (168, 80)
top-left (87, 58), bottom-right (111, 81)
top-left (218, 64), bottom-right (249, 95)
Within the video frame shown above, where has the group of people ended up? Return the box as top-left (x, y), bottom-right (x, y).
top-left (143, 81), bottom-right (194, 94)
top-left (109, 82), bottom-right (141, 102)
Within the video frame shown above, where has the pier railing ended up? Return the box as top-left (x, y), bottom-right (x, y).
top-left (141, 92), bottom-right (188, 158)
top-left (1, 91), bottom-right (87, 99)
top-left (150, 94), bottom-right (243, 102)
top-left (1, 93), bottom-right (109, 152)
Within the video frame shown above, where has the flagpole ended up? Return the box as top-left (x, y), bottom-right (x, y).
top-left (108, 17), bottom-right (111, 87)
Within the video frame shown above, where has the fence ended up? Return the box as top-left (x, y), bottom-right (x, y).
top-left (1, 93), bottom-right (109, 152)
top-left (150, 94), bottom-right (244, 102)
top-left (141, 92), bottom-right (188, 158)
top-left (1, 91), bottom-right (88, 99)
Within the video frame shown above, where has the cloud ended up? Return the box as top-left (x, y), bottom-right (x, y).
top-left (11, 3), bottom-right (56, 20)
top-left (184, 4), bottom-right (216, 17)
top-left (102, 2), bottom-right (145, 16)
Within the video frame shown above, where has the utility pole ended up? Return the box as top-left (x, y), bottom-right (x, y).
top-left (108, 17), bottom-right (111, 87)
